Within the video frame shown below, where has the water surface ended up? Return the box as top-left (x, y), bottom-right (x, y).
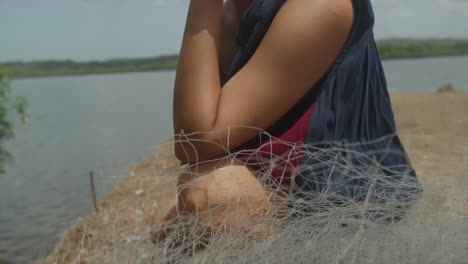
top-left (1, 71), bottom-right (174, 263)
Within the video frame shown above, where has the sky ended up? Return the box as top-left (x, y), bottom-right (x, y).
top-left (0, 0), bottom-right (467, 62)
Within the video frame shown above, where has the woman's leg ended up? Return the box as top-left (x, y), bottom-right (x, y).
top-left (152, 159), bottom-right (287, 243)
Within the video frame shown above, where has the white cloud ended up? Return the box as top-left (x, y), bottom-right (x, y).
top-left (372, 0), bottom-right (468, 39)
top-left (151, 0), bottom-right (181, 6)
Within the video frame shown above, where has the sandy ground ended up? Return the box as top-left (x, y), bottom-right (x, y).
top-left (39, 91), bottom-right (468, 263)
top-left (391, 91), bottom-right (468, 214)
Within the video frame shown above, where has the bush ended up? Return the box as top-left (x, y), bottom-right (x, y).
top-left (0, 65), bottom-right (28, 173)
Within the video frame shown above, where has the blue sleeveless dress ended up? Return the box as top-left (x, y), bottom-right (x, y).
top-left (224, 0), bottom-right (423, 209)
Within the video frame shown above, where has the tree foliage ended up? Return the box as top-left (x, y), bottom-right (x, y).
top-left (5, 55), bottom-right (179, 78)
top-left (0, 65), bottom-right (28, 173)
top-left (377, 38), bottom-right (468, 60)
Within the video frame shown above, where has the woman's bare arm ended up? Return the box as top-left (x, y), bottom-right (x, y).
top-left (173, 0), bottom-right (353, 164)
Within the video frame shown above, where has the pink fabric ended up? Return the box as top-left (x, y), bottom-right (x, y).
top-left (253, 104), bottom-right (316, 186)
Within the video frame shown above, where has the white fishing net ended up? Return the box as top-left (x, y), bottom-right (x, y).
top-left (41, 131), bottom-right (468, 264)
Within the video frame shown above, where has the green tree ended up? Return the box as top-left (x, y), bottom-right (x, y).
top-left (0, 65), bottom-right (28, 173)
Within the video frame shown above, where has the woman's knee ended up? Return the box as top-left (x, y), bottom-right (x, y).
top-left (178, 178), bottom-right (209, 213)
top-left (176, 164), bottom-right (270, 215)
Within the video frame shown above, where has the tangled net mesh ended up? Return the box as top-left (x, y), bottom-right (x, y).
top-left (43, 130), bottom-right (468, 264)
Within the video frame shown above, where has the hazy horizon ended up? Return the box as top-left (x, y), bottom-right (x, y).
top-left (1, 0), bottom-right (467, 62)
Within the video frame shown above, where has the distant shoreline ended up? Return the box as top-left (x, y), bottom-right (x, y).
top-left (10, 68), bottom-right (178, 80)
top-left (3, 38), bottom-right (468, 79)
top-left (9, 54), bottom-right (468, 81)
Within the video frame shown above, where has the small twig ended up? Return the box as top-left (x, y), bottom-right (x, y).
top-left (89, 170), bottom-right (98, 212)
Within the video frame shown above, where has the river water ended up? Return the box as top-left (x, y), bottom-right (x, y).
top-left (0, 56), bottom-right (467, 263)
